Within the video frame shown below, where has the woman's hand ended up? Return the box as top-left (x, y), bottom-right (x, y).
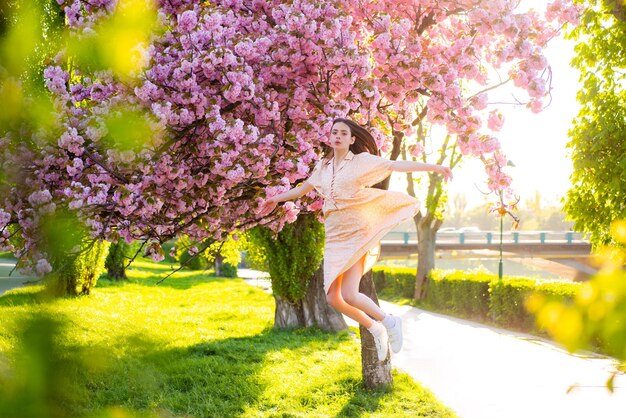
top-left (436, 165), bottom-right (453, 181)
top-left (257, 196), bottom-right (279, 218)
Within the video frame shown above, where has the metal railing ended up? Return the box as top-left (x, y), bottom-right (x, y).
top-left (381, 231), bottom-right (588, 245)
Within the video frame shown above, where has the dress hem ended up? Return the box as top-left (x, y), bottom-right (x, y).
top-left (323, 200), bottom-right (420, 294)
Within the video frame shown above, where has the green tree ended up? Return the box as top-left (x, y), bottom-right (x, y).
top-left (527, 220), bottom-right (626, 390)
top-left (564, 0), bottom-right (626, 248)
top-left (174, 235), bottom-right (241, 277)
top-left (104, 240), bottom-right (141, 280)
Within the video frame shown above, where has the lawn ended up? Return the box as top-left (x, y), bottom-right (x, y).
top-left (0, 260), bottom-right (456, 418)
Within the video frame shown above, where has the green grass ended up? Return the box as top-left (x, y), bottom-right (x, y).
top-left (0, 261), bottom-right (456, 418)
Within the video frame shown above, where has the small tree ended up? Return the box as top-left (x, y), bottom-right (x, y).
top-left (104, 240), bottom-right (139, 280)
top-left (174, 234), bottom-right (241, 276)
top-left (31, 210), bottom-right (110, 296)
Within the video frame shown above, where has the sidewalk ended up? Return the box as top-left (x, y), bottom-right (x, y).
top-left (0, 259), bottom-right (32, 297)
top-left (238, 269), bottom-right (626, 418)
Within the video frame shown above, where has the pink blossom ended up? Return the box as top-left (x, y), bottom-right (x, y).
top-left (487, 111), bottom-right (505, 131)
top-left (0, 209), bottom-right (10, 228)
top-left (66, 158), bottom-right (84, 176)
top-left (0, 0), bottom-right (577, 274)
top-left (28, 190), bottom-right (53, 206)
top-left (283, 201), bottom-right (299, 224)
top-left (35, 258), bottom-right (53, 275)
top-left (470, 93), bottom-right (488, 111)
top-left (528, 99), bottom-right (544, 113)
top-left (528, 79), bottom-right (547, 98)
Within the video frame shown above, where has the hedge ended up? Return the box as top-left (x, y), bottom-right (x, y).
top-left (490, 278), bottom-right (580, 330)
top-left (427, 270), bottom-right (492, 321)
top-left (372, 266), bottom-right (581, 333)
top-left (372, 266), bottom-right (415, 298)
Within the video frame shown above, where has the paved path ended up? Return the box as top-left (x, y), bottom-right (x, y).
top-left (238, 268), bottom-right (626, 418)
top-left (0, 259), bottom-right (32, 296)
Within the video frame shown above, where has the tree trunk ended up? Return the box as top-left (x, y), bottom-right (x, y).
top-left (610, 1), bottom-right (626, 21)
top-left (414, 217), bottom-right (437, 300)
top-left (107, 263), bottom-right (127, 280)
top-left (273, 265), bottom-right (347, 332)
top-left (214, 253), bottom-right (223, 276)
top-left (359, 270), bottom-right (392, 389)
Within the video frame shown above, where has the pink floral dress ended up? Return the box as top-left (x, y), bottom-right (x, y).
top-left (305, 150), bottom-right (420, 294)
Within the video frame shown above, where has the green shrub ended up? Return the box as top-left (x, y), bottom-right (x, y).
top-left (161, 240), bottom-right (177, 263)
top-left (176, 236), bottom-right (210, 270)
top-left (372, 266), bottom-right (415, 298)
top-left (220, 262), bottom-right (238, 278)
top-left (46, 240), bottom-right (111, 296)
top-left (489, 278), bottom-right (537, 329)
top-left (245, 213), bottom-right (324, 302)
top-left (490, 278), bottom-right (580, 331)
top-left (426, 270), bottom-right (492, 320)
top-left (104, 240), bottom-right (141, 280)
top-left (175, 235), bottom-right (242, 271)
top-left (372, 267), bottom-right (385, 290)
top-left (377, 266), bottom-right (581, 335)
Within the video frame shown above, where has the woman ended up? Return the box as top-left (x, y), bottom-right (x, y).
top-left (258, 118), bottom-right (452, 361)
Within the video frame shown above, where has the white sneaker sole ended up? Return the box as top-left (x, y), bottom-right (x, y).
top-left (389, 316), bottom-right (403, 354)
top-left (372, 329), bottom-right (389, 361)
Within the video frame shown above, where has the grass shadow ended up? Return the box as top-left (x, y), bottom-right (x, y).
top-left (1, 307), bottom-right (350, 417)
top-left (96, 273), bottom-right (240, 292)
top-left (99, 259), bottom-right (242, 291)
top-left (79, 327), bottom-right (348, 416)
top-left (331, 377), bottom-right (390, 418)
top-left (0, 286), bottom-right (51, 307)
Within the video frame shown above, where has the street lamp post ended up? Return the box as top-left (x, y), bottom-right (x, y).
top-left (499, 214), bottom-right (503, 280)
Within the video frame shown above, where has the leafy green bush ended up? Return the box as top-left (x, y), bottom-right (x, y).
top-left (372, 266), bottom-right (415, 298)
top-left (104, 240), bottom-right (142, 280)
top-left (175, 235), bottom-right (242, 272)
top-left (245, 213), bottom-right (324, 302)
top-left (527, 221), bottom-right (626, 366)
top-left (220, 262), bottom-right (238, 278)
top-left (427, 270), bottom-right (492, 321)
top-left (161, 240), bottom-right (177, 263)
top-left (376, 266), bottom-right (581, 334)
top-left (489, 278), bottom-right (539, 329)
top-left (46, 240), bottom-right (111, 296)
top-left (175, 235), bottom-right (210, 270)
top-left (490, 278), bottom-right (579, 330)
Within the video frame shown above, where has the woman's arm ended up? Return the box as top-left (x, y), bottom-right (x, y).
top-left (257, 181), bottom-right (315, 217)
top-left (273, 181), bottom-right (314, 203)
top-left (389, 160), bottom-right (453, 180)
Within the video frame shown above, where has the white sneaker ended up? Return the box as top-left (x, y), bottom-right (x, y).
top-left (384, 315), bottom-right (403, 354)
top-left (370, 324), bottom-right (389, 361)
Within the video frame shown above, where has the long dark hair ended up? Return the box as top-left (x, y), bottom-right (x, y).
top-left (321, 118), bottom-right (380, 161)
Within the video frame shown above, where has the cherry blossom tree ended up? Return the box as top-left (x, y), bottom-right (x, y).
top-left (0, 0), bottom-right (580, 387)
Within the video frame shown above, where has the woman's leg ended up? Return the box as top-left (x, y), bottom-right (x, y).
top-left (340, 254), bottom-right (386, 321)
top-left (326, 273), bottom-right (375, 328)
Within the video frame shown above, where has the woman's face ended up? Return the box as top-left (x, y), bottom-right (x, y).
top-left (330, 122), bottom-right (355, 152)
